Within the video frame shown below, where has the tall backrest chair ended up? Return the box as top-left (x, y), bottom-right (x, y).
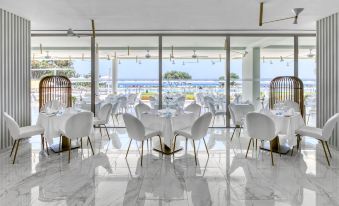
top-left (62, 112), bottom-right (94, 163)
top-left (246, 112), bottom-right (278, 165)
top-left (191, 112), bottom-right (212, 140)
top-left (39, 75), bottom-right (72, 112)
top-left (135, 103), bottom-right (151, 119)
top-left (123, 113), bottom-right (162, 166)
top-left (96, 103), bottom-right (113, 125)
top-left (322, 113), bottom-right (339, 141)
top-left (94, 103), bottom-right (113, 139)
top-left (4, 112), bottom-right (45, 164)
top-left (184, 103), bottom-right (201, 119)
top-left (269, 76), bottom-right (304, 117)
top-left (3, 112), bottom-right (20, 139)
top-left (123, 113), bottom-right (145, 141)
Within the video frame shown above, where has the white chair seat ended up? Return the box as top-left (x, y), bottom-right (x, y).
top-left (145, 129), bottom-right (161, 139)
top-left (296, 126), bottom-right (323, 139)
top-left (174, 127), bottom-right (192, 138)
top-left (18, 125), bottom-right (44, 139)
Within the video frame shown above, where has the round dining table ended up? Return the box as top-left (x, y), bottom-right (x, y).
top-left (140, 109), bottom-right (195, 155)
top-left (260, 110), bottom-right (305, 154)
top-left (36, 108), bottom-right (95, 153)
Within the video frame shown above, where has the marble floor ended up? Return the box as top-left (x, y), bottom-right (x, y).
top-left (0, 127), bottom-right (339, 206)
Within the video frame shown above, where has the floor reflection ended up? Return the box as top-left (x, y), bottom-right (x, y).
top-left (1, 128), bottom-right (339, 205)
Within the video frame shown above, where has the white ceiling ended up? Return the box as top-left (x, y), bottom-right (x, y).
top-left (1, 0), bottom-right (339, 31)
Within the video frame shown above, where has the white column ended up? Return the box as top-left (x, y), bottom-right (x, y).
top-left (112, 58), bottom-right (118, 94)
top-left (95, 46), bottom-right (99, 97)
top-left (317, 13), bottom-right (339, 148)
top-left (241, 47), bottom-right (260, 106)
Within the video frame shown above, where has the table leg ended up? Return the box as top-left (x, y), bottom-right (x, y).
top-left (260, 136), bottom-right (290, 155)
top-left (50, 136), bottom-right (80, 153)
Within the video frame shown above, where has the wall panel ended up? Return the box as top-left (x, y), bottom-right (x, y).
top-left (0, 9), bottom-right (31, 149)
top-left (317, 13), bottom-right (339, 148)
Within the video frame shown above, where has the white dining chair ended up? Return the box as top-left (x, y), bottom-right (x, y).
top-left (117, 96), bottom-right (128, 113)
top-left (123, 113), bottom-right (163, 166)
top-left (59, 112), bottom-right (94, 163)
top-left (3, 112), bottom-right (46, 164)
top-left (173, 112), bottom-right (212, 165)
top-left (127, 93), bottom-right (138, 110)
top-left (94, 103), bottom-right (113, 140)
top-left (208, 102), bottom-right (226, 126)
top-left (228, 104), bottom-right (255, 141)
top-left (184, 102), bottom-right (201, 120)
top-left (135, 103), bottom-right (151, 119)
top-left (176, 96), bottom-right (186, 109)
top-left (111, 102), bottom-right (120, 126)
top-left (203, 96), bottom-right (214, 111)
top-left (295, 113), bottom-right (339, 166)
top-left (245, 112), bottom-right (279, 166)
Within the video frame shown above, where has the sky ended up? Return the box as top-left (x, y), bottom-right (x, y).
top-left (72, 58), bottom-right (316, 81)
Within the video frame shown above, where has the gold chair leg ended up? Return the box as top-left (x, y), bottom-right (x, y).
top-left (172, 134), bottom-right (178, 152)
top-left (45, 138), bottom-right (49, 155)
top-left (320, 140), bottom-right (330, 166)
top-left (277, 137), bottom-right (281, 157)
top-left (297, 135), bottom-right (301, 151)
top-left (80, 138), bottom-right (83, 149)
top-left (99, 126), bottom-right (103, 138)
top-left (68, 139), bottom-right (72, 163)
top-left (245, 138), bottom-right (252, 158)
top-left (230, 128), bottom-right (236, 141)
top-left (291, 146), bottom-right (294, 156)
top-left (87, 136), bottom-right (95, 155)
top-left (270, 141), bottom-right (274, 166)
top-left (192, 139), bottom-right (198, 166)
top-left (126, 139), bottom-right (132, 158)
top-left (158, 135), bottom-right (164, 153)
top-left (141, 140), bottom-right (144, 166)
top-left (41, 135), bottom-right (45, 150)
top-left (10, 140), bottom-right (17, 157)
top-left (59, 135), bottom-right (62, 154)
top-left (203, 138), bottom-right (209, 156)
top-left (325, 141), bottom-right (332, 158)
top-left (104, 125), bottom-right (110, 140)
top-left (12, 139), bottom-right (20, 164)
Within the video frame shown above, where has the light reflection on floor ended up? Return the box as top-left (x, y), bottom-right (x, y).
top-left (0, 126), bottom-right (337, 206)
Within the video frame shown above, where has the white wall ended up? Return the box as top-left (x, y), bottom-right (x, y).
top-left (0, 9), bottom-right (31, 149)
top-left (317, 13), bottom-right (339, 148)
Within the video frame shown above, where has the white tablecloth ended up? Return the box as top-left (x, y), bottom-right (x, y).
top-left (141, 110), bottom-right (195, 146)
top-left (264, 112), bottom-right (305, 146)
top-left (37, 110), bottom-right (94, 145)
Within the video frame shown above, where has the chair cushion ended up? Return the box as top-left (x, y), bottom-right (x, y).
top-left (296, 126), bottom-right (323, 139)
top-left (174, 127), bottom-right (192, 139)
top-left (145, 129), bottom-right (161, 139)
top-left (19, 125), bottom-right (44, 139)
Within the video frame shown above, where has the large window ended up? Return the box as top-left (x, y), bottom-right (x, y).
top-left (230, 37), bottom-right (294, 112)
top-left (31, 34), bottom-right (315, 128)
top-left (162, 37), bottom-right (227, 127)
top-left (31, 36), bottom-right (91, 122)
top-left (299, 37), bottom-right (316, 126)
top-left (96, 36), bottom-right (159, 127)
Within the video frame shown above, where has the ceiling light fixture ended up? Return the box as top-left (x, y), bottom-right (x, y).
top-left (145, 50), bottom-right (151, 59)
top-left (259, 2), bottom-right (304, 26)
top-left (66, 28), bottom-right (80, 38)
